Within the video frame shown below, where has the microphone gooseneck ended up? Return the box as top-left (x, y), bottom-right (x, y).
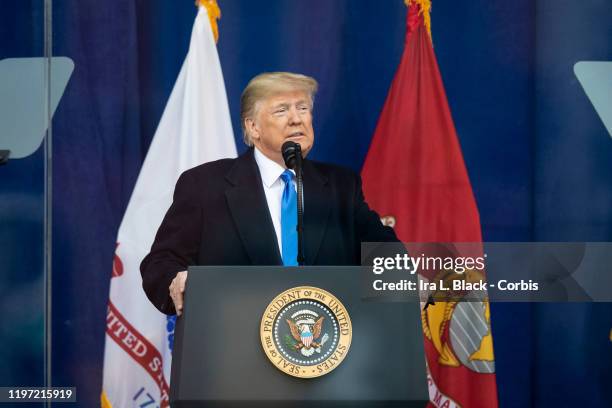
top-left (280, 141), bottom-right (305, 265)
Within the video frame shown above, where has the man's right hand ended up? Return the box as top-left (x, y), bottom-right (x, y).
top-left (169, 270), bottom-right (188, 316)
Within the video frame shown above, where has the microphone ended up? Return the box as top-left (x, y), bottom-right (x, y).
top-left (280, 140), bottom-right (305, 265)
top-left (281, 141), bottom-right (301, 169)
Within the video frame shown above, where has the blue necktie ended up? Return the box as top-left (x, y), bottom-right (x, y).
top-left (280, 170), bottom-right (298, 266)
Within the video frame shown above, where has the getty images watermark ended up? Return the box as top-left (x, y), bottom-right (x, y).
top-left (361, 242), bottom-right (612, 302)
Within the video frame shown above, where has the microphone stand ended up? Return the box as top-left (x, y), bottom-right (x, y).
top-left (295, 146), bottom-right (305, 266)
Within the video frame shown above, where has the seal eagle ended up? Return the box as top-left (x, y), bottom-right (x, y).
top-left (287, 316), bottom-right (324, 349)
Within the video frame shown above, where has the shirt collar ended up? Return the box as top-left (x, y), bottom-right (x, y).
top-left (254, 147), bottom-right (292, 188)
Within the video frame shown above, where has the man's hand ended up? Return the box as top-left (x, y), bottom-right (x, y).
top-left (169, 271), bottom-right (188, 316)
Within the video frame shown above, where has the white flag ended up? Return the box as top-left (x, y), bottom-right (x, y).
top-left (101, 4), bottom-right (237, 408)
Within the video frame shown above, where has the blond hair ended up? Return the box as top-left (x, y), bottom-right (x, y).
top-left (240, 72), bottom-right (318, 146)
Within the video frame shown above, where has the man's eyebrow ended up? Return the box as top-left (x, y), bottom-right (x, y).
top-left (269, 100), bottom-right (310, 110)
top-left (270, 102), bottom-right (290, 109)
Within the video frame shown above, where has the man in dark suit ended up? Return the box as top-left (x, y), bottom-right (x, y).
top-left (141, 72), bottom-right (397, 315)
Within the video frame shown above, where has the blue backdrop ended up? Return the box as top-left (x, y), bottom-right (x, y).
top-left (1, 0), bottom-right (611, 407)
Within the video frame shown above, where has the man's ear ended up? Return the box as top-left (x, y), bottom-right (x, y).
top-left (245, 118), bottom-right (260, 142)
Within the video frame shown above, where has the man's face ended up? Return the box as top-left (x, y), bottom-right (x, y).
top-left (247, 90), bottom-right (315, 166)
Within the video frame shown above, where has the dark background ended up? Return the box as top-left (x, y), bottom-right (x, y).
top-left (1, 0), bottom-right (611, 406)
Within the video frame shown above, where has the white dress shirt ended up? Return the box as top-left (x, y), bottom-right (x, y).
top-left (253, 147), bottom-right (297, 258)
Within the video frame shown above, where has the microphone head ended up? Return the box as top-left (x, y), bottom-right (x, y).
top-left (281, 141), bottom-right (301, 169)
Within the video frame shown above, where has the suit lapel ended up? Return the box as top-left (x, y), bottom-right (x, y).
top-left (302, 160), bottom-right (330, 265)
top-left (225, 149), bottom-right (282, 265)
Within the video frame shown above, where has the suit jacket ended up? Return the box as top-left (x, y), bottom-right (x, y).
top-left (140, 148), bottom-right (397, 314)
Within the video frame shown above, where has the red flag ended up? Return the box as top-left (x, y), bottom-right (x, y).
top-left (361, 1), bottom-right (498, 407)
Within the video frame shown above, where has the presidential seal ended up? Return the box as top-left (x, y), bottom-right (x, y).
top-left (260, 286), bottom-right (352, 378)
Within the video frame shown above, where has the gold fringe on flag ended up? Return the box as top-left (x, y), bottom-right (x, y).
top-left (197, 0), bottom-right (221, 43)
top-left (100, 391), bottom-right (113, 408)
top-left (404, 0), bottom-right (432, 38)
